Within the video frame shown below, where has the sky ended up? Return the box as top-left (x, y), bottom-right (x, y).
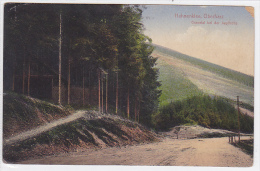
top-left (142, 5), bottom-right (255, 76)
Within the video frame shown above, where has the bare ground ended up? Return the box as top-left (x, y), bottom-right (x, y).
top-left (3, 110), bottom-right (133, 146)
top-left (3, 108), bottom-right (253, 167)
top-left (3, 110), bottom-right (159, 163)
top-left (3, 110), bottom-right (86, 146)
top-left (239, 107), bottom-right (254, 117)
top-left (18, 136), bottom-right (253, 167)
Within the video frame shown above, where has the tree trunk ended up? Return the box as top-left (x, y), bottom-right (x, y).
top-left (22, 46), bottom-right (26, 94)
top-left (106, 73), bottom-right (108, 113)
top-left (135, 97), bottom-right (137, 122)
top-left (27, 59), bottom-right (31, 96)
top-left (22, 62), bottom-right (25, 94)
top-left (68, 59), bottom-right (71, 105)
top-left (116, 71), bottom-right (118, 114)
top-left (12, 57), bottom-right (16, 91)
top-left (127, 88), bottom-right (130, 119)
top-left (67, 41), bottom-right (71, 105)
top-left (98, 69), bottom-right (101, 112)
top-left (101, 72), bottom-right (104, 113)
top-left (58, 12), bottom-right (62, 105)
top-left (88, 70), bottom-right (91, 105)
top-left (12, 71), bottom-right (15, 91)
top-left (52, 78), bottom-right (54, 98)
top-left (138, 100), bottom-right (140, 123)
top-left (82, 67), bottom-right (85, 106)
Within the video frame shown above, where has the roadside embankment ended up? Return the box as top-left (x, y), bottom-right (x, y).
top-left (3, 110), bottom-right (159, 163)
top-left (3, 93), bottom-right (71, 138)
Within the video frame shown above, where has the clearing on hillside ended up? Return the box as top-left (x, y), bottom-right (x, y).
top-left (153, 45), bottom-right (254, 106)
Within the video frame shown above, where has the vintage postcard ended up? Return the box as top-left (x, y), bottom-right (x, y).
top-left (1, 0), bottom-right (259, 170)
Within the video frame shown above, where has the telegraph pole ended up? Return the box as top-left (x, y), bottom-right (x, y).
top-left (237, 96), bottom-right (240, 142)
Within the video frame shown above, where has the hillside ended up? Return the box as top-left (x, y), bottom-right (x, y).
top-left (154, 44), bottom-right (254, 87)
top-left (3, 94), bottom-right (252, 165)
top-left (153, 45), bottom-right (254, 107)
top-left (2, 94), bottom-right (159, 163)
top-left (3, 93), bottom-right (71, 138)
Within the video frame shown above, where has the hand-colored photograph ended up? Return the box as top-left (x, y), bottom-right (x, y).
top-left (2, 3), bottom-right (254, 167)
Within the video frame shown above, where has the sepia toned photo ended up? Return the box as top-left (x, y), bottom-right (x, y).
top-left (1, 1), bottom-right (256, 167)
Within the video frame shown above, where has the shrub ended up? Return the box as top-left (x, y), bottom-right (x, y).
top-left (153, 94), bottom-right (254, 133)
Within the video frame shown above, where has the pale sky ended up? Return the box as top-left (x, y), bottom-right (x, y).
top-left (142, 5), bottom-right (255, 76)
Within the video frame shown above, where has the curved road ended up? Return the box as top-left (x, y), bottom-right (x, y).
top-left (4, 110), bottom-right (101, 146)
top-left (19, 137), bottom-right (253, 167)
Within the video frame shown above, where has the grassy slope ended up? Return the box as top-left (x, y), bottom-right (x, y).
top-left (154, 44), bottom-right (254, 87)
top-left (153, 45), bottom-right (254, 107)
top-left (156, 58), bottom-right (202, 106)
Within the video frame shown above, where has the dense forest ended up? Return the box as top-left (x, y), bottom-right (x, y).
top-left (153, 95), bottom-right (253, 133)
top-left (4, 3), bottom-right (253, 133)
top-left (4, 4), bottom-right (161, 127)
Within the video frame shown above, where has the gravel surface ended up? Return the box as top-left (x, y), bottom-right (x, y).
top-left (18, 136), bottom-right (253, 166)
top-left (3, 110), bottom-right (130, 146)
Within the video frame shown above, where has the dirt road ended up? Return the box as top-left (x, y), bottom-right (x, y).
top-left (239, 107), bottom-right (254, 118)
top-left (3, 111), bottom-right (85, 146)
top-left (4, 110), bottom-right (111, 146)
top-left (19, 136), bottom-right (253, 167)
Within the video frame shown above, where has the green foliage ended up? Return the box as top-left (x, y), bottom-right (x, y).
top-left (153, 95), bottom-right (253, 133)
top-left (109, 5), bottom-right (161, 125)
top-left (156, 59), bottom-right (202, 106)
top-left (4, 4), bottom-right (161, 127)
